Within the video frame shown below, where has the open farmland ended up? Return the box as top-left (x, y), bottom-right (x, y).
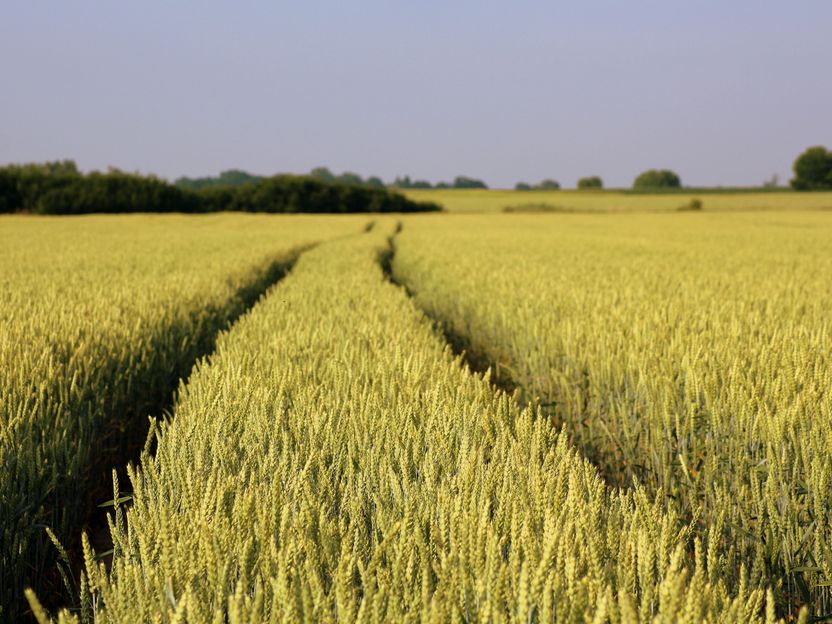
top-left (5, 0), bottom-right (831, 619)
top-left (402, 188), bottom-right (832, 213)
top-left (1, 207), bottom-right (830, 623)
top-left (26, 222), bottom-right (781, 623)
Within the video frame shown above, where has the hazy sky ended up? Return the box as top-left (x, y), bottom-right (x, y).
top-left (2, 1), bottom-right (830, 188)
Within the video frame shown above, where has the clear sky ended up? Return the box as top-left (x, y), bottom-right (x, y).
top-left (1, 1), bottom-right (830, 188)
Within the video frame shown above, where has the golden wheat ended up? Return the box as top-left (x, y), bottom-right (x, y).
top-left (0, 213), bottom-right (362, 619)
top-left (37, 222), bottom-right (793, 622)
top-left (393, 211), bottom-right (832, 616)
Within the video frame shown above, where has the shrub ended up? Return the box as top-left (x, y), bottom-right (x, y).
top-left (678, 197), bottom-right (703, 211)
top-left (503, 202), bottom-right (567, 213)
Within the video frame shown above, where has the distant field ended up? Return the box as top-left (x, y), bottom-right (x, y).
top-left (403, 188), bottom-right (832, 213)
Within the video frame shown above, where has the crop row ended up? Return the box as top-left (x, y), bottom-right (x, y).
top-left (0, 214), bottom-right (361, 620)
top-left (33, 222), bottom-right (789, 622)
top-left (392, 211), bottom-right (832, 616)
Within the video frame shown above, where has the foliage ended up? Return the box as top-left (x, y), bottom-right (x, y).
top-left (633, 169), bottom-right (682, 190)
top-left (0, 215), bottom-right (362, 620)
top-left (336, 171), bottom-right (365, 186)
top-left (393, 176), bottom-right (434, 189)
top-left (515, 179), bottom-right (560, 191)
top-left (175, 169), bottom-right (264, 190)
top-left (34, 172), bottom-right (201, 214)
top-left (37, 223), bottom-right (787, 623)
top-left (308, 166), bottom-right (336, 183)
top-left (393, 211), bottom-right (832, 617)
top-left (791, 146), bottom-right (832, 190)
top-left (309, 168), bottom-right (377, 187)
top-left (197, 175), bottom-right (441, 213)
top-left (577, 175), bottom-right (603, 189)
top-left (0, 164), bottom-right (440, 214)
top-left (394, 176), bottom-right (489, 190)
top-left (0, 161), bottom-right (83, 214)
top-left (452, 175), bottom-right (488, 189)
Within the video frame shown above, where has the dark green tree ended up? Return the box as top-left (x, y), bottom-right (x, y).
top-left (0, 162), bottom-right (441, 214)
top-left (176, 169), bottom-right (263, 190)
top-left (334, 172), bottom-right (364, 186)
top-left (309, 167), bottom-right (335, 183)
top-left (633, 169), bottom-right (681, 190)
top-left (515, 182), bottom-right (532, 191)
top-left (577, 176), bottom-right (603, 189)
top-left (453, 176), bottom-right (488, 189)
top-left (538, 179), bottom-right (560, 190)
top-left (41, 160), bottom-right (80, 176)
top-left (791, 146), bottom-right (832, 190)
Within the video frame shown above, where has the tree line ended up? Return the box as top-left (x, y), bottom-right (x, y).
top-left (176, 168), bottom-right (491, 191)
top-left (154, 147), bottom-right (832, 193)
top-left (511, 145), bottom-right (832, 191)
top-left (3, 144), bottom-right (829, 214)
top-left (0, 162), bottom-right (441, 214)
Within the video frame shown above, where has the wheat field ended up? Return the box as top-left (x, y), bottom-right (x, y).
top-left (2, 208), bottom-right (829, 622)
top-left (0, 214), bottom-right (363, 621)
top-left (393, 211), bottom-right (832, 618)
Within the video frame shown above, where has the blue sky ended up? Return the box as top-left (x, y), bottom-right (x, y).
top-left (1, 1), bottom-right (830, 188)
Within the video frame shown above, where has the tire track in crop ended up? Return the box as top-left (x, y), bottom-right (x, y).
top-left (381, 224), bottom-right (626, 493)
top-left (380, 223), bottom-right (520, 401)
top-left (34, 245), bottom-right (315, 620)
